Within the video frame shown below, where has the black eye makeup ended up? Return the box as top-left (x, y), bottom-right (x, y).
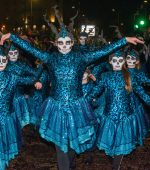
top-left (66, 41), bottom-right (71, 45)
top-left (57, 41), bottom-right (63, 45)
top-left (112, 59), bottom-right (117, 63)
top-left (131, 57), bottom-right (136, 60)
top-left (9, 52), bottom-right (13, 55)
top-left (2, 59), bottom-right (7, 63)
top-left (126, 56), bottom-right (136, 60)
top-left (119, 59), bottom-right (124, 63)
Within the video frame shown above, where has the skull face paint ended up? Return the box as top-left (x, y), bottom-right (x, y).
top-left (56, 36), bottom-right (74, 54)
top-left (126, 55), bottom-right (137, 68)
top-left (110, 56), bottom-right (125, 71)
top-left (0, 56), bottom-right (8, 71)
top-left (8, 50), bottom-right (19, 62)
top-left (79, 36), bottom-right (87, 46)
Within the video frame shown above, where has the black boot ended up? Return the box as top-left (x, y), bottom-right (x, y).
top-left (112, 155), bottom-right (124, 170)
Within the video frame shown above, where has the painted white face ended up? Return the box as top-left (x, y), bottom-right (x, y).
top-left (8, 50), bottom-right (19, 62)
top-left (79, 36), bottom-right (87, 45)
top-left (126, 55), bottom-right (137, 68)
top-left (110, 56), bottom-right (125, 71)
top-left (0, 56), bottom-right (8, 71)
top-left (57, 36), bottom-right (74, 54)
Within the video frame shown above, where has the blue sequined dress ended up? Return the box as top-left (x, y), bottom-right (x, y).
top-left (0, 70), bottom-right (35, 170)
top-left (88, 70), bottom-right (150, 156)
top-left (6, 60), bottom-right (42, 127)
top-left (10, 34), bottom-right (127, 153)
top-left (27, 69), bottom-right (50, 125)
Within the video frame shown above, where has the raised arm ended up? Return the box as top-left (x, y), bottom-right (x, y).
top-left (1, 33), bottom-right (51, 63)
top-left (136, 72), bottom-right (150, 86)
top-left (83, 37), bottom-right (144, 65)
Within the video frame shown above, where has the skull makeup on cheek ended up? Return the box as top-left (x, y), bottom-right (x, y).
top-left (109, 50), bottom-right (125, 71)
top-left (8, 50), bottom-right (19, 62)
top-left (0, 56), bottom-right (8, 71)
top-left (8, 44), bottom-right (19, 62)
top-left (126, 55), bottom-right (137, 68)
top-left (57, 36), bottom-right (74, 54)
top-left (126, 50), bottom-right (139, 68)
top-left (110, 56), bottom-right (125, 70)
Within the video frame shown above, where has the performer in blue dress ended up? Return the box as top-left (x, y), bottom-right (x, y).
top-left (0, 26), bottom-right (143, 170)
top-left (88, 50), bottom-right (150, 170)
top-left (126, 49), bottom-right (150, 85)
top-left (0, 46), bottom-right (38, 170)
top-left (6, 43), bottom-right (43, 127)
top-left (28, 63), bottom-right (50, 126)
top-left (82, 69), bottom-right (96, 98)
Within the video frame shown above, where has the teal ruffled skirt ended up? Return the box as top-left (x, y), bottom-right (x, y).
top-left (27, 91), bottom-right (44, 126)
top-left (39, 97), bottom-right (97, 153)
top-left (95, 94), bottom-right (149, 156)
top-left (0, 111), bottom-right (22, 170)
top-left (13, 94), bottom-right (30, 128)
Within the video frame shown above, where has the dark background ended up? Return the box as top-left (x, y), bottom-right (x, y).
top-left (0, 0), bottom-right (148, 35)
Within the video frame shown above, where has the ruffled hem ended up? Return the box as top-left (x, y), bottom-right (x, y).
top-left (40, 125), bottom-right (96, 154)
top-left (0, 111), bottom-right (22, 169)
top-left (39, 97), bottom-right (97, 153)
top-left (27, 95), bottom-right (43, 126)
top-left (96, 105), bottom-right (149, 156)
top-left (97, 140), bottom-right (142, 156)
top-left (13, 95), bottom-right (30, 128)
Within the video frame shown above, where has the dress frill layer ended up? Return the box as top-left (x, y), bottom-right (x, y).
top-left (13, 94), bottom-right (30, 128)
top-left (0, 111), bottom-right (22, 170)
top-left (95, 95), bottom-right (149, 156)
top-left (39, 97), bottom-right (97, 154)
top-left (27, 92), bottom-right (44, 126)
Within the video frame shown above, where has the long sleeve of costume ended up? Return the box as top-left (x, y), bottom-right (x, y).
top-left (133, 85), bottom-right (150, 105)
top-left (87, 78), bottom-right (105, 102)
top-left (83, 38), bottom-right (127, 65)
top-left (16, 76), bottom-right (36, 86)
top-left (91, 62), bottom-right (111, 80)
top-left (39, 70), bottom-right (48, 84)
top-left (10, 34), bottom-right (51, 63)
top-left (136, 72), bottom-right (150, 86)
top-left (23, 63), bottom-right (43, 78)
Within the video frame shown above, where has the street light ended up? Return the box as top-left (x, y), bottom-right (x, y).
top-left (30, 0), bottom-right (37, 25)
top-left (30, 0), bottom-right (33, 25)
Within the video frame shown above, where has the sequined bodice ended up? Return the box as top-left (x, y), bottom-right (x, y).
top-left (49, 53), bottom-right (86, 101)
top-left (103, 72), bottom-right (132, 117)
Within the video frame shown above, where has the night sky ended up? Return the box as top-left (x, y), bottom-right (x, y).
top-left (0, 0), bottom-right (144, 33)
top-left (79, 0), bottom-right (143, 33)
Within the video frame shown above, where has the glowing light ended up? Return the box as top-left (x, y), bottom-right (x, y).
top-left (33, 25), bottom-right (37, 29)
top-left (50, 15), bottom-right (55, 23)
top-left (42, 25), bottom-right (46, 30)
